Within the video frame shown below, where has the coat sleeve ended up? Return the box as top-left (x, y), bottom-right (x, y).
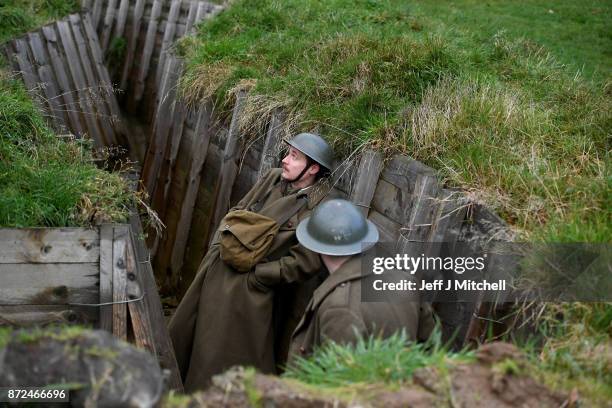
top-left (251, 241), bottom-right (322, 287)
top-left (319, 307), bottom-right (367, 346)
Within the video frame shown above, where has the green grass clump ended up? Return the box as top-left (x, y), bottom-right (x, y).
top-left (0, 71), bottom-right (133, 227)
top-left (520, 303), bottom-right (612, 404)
top-left (0, 0), bottom-right (79, 43)
top-left (284, 331), bottom-right (472, 387)
top-left (181, 0), bottom-right (610, 243)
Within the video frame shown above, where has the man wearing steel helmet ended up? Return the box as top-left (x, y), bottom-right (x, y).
top-left (288, 199), bottom-right (435, 361)
top-left (169, 132), bottom-right (335, 391)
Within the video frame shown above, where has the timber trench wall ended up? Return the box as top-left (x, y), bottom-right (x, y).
top-left (141, 53), bottom-right (514, 346)
top-left (3, 2), bottom-right (513, 348)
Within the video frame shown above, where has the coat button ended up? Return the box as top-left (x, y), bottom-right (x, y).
top-left (287, 221), bottom-right (293, 228)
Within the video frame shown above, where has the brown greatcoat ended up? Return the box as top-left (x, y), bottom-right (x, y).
top-left (169, 168), bottom-right (330, 391)
top-left (288, 254), bottom-right (436, 363)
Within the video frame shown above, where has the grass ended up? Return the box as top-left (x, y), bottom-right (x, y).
top-left (517, 303), bottom-right (612, 405)
top-left (181, 0), bottom-right (610, 401)
top-left (0, 0), bottom-right (79, 43)
top-left (284, 330), bottom-right (472, 387)
top-left (0, 68), bottom-right (134, 227)
top-left (180, 0), bottom-right (610, 243)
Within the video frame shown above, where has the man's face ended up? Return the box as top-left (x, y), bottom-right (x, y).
top-left (281, 147), bottom-right (309, 181)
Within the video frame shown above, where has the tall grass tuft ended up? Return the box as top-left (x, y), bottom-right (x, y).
top-left (284, 330), bottom-right (472, 387)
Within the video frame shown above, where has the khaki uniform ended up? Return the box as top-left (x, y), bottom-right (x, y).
top-left (169, 169), bottom-right (330, 391)
top-left (289, 254), bottom-right (435, 362)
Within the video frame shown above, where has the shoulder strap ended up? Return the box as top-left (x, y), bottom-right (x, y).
top-left (271, 196), bottom-right (307, 227)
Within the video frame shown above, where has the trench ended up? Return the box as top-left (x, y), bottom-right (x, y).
top-left (2, 0), bottom-right (513, 350)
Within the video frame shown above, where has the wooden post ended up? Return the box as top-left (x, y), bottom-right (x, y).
top-left (56, 19), bottom-right (106, 149)
top-left (128, 214), bottom-right (183, 391)
top-left (112, 225), bottom-right (128, 341)
top-left (113, 0), bottom-right (130, 42)
top-left (26, 32), bottom-right (67, 130)
top-left (99, 225), bottom-right (114, 333)
top-left (143, 56), bottom-right (182, 200)
top-left (170, 104), bottom-right (212, 292)
top-left (91, 0), bottom-right (104, 32)
top-left (350, 150), bottom-right (383, 217)
top-left (258, 109), bottom-right (285, 179)
top-left (69, 14), bottom-right (116, 146)
top-left (120, 0), bottom-right (145, 90)
top-left (41, 25), bottom-right (85, 137)
top-left (133, 0), bottom-right (162, 104)
top-left (184, 1), bottom-right (199, 34)
top-left (82, 13), bottom-right (128, 144)
top-left (100, 0), bottom-right (118, 53)
top-left (125, 237), bottom-right (156, 354)
top-left (155, 0), bottom-right (182, 90)
top-left (208, 90), bottom-right (247, 245)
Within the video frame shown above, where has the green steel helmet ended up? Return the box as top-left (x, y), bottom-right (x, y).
top-left (296, 199), bottom-right (379, 256)
top-left (285, 133), bottom-right (334, 172)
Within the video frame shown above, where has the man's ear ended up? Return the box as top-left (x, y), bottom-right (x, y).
top-left (308, 163), bottom-right (320, 176)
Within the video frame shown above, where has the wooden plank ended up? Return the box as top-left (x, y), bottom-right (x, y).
top-left (0, 228), bottom-right (99, 264)
top-left (381, 155), bottom-right (435, 194)
top-left (69, 14), bottom-right (117, 147)
top-left (371, 178), bottom-right (412, 225)
top-left (169, 104), bottom-right (212, 290)
top-left (427, 189), bottom-right (467, 244)
top-left (26, 32), bottom-right (67, 130)
top-left (331, 156), bottom-right (357, 195)
top-left (125, 235), bottom-right (157, 354)
top-left (12, 39), bottom-right (42, 106)
top-left (120, 0), bottom-right (146, 90)
top-left (155, 0), bottom-right (181, 90)
top-left (82, 13), bottom-right (127, 144)
top-left (368, 209), bottom-right (400, 244)
top-left (396, 173), bottom-right (439, 253)
top-left (258, 109), bottom-right (285, 178)
top-left (143, 56), bottom-right (181, 198)
top-left (0, 305), bottom-right (98, 327)
top-left (91, 0), bottom-right (104, 32)
top-left (113, 0), bottom-right (130, 41)
top-left (157, 89), bottom-right (187, 220)
top-left (208, 90), bottom-right (247, 244)
top-left (350, 149), bottom-right (384, 217)
top-left (134, 0), bottom-right (163, 103)
top-left (41, 25), bottom-right (85, 137)
top-left (0, 263), bottom-right (99, 305)
top-left (56, 19), bottom-right (106, 149)
top-left (100, 0), bottom-right (118, 53)
top-left (128, 214), bottom-right (183, 391)
top-left (184, 0), bottom-right (199, 34)
top-left (99, 224), bottom-right (114, 332)
top-left (195, 1), bottom-right (208, 22)
top-left (112, 225), bottom-right (128, 341)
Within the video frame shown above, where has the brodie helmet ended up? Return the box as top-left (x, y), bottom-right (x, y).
top-left (285, 133), bottom-right (334, 174)
top-left (296, 199), bottom-right (379, 256)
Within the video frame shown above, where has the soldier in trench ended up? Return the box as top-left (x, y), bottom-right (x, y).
top-left (288, 199), bottom-right (436, 362)
top-left (169, 132), bottom-right (335, 391)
